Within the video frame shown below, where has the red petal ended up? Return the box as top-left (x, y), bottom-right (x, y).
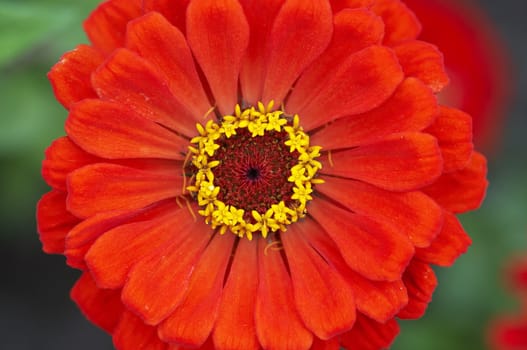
top-left (142, 0), bottom-right (190, 33)
top-left (66, 99), bottom-right (187, 160)
top-left (121, 216), bottom-right (211, 325)
top-left (238, 0), bottom-right (285, 105)
top-left (48, 45), bottom-right (103, 109)
top-left (186, 0), bottom-right (249, 115)
top-left (394, 40), bottom-right (449, 93)
top-left (319, 132), bottom-right (442, 191)
top-left (311, 77), bottom-right (438, 150)
top-left (36, 190), bottom-right (79, 254)
top-left (299, 218), bottom-right (408, 323)
top-left (340, 314), bottom-right (400, 350)
top-left (318, 176), bottom-right (442, 248)
top-left (286, 8), bottom-right (384, 114)
top-left (397, 259), bottom-right (437, 319)
top-left (330, 0), bottom-right (375, 13)
top-left (288, 46), bottom-right (404, 131)
top-left (260, 0), bottom-right (333, 106)
top-left (84, 0), bottom-right (143, 54)
top-left (126, 12), bottom-right (211, 119)
top-left (283, 224), bottom-right (356, 340)
top-left (42, 137), bottom-right (100, 191)
top-left (255, 238), bottom-right (313, 350)
top-left (423, 151), bottom-right (488, 213)
top-left (85, 203), bottom-right (187, 289)
top-left (113, 311), bottom-right (168, 350)
top-left (213, 238), bottom-right (259, 350)
top-left (425, 106), bottom-right (473, 173)
top-left (310, 337), bottom-right (339, 350)
top-left (309, 198), bottom-right (414, 281)
top-left (371, 0), bottom-right (421, 46)
top-left (158, 233), bottom-right (235, 347)
top-left (66, 162), bottom-right (182, 218)
top-left (416, 210), bottom-right (472, 267)
top-left (92, 48), bottom-right (199, 137)
top-left (70, 272), bottom-right (123, 333)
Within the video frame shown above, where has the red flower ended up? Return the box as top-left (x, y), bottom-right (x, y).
top-left (403, 0), bottom-right (511, 151)
top-left (489, 258), bottom-right (527, 350)
top-left (37, 0), bottom-right (488, 349)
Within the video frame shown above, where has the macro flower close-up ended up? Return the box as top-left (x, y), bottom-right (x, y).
top-left (35, 0), bottom-right (490, 349)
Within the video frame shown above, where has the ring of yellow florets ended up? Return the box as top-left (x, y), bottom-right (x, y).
top-left (186, 101), bottom-right (323, 240)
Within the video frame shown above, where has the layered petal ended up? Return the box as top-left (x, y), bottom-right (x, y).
top-left (288, 45), bottom-right (404, 131)
top-left (121, 213), bottom-right (211, 325)
top-left (309, 198), bottom-right (414, 281)
top-left (283, 224), bottom-right (356, 340)
top-left (397, 259), bottom-right (438, 319)
top-left (330, 0), bottom-right (375, 13)
top-left (36, 190), bottom-right (79, 254)
top-left (142, 0), bottom-right (191, 33)
top-left (260, 0), bottom-right (333, 106)
top-left (416, 210), bottom-right (472, 267)
top-left (213, 238), bottom-right (259, 350)
top-left (84, 0), bottom-right (143, 54)
top-left (425, 106), bottom-right (473, 173)
top-left (340, 315), bottom-right (400, 350)
top-left (371, 0), bottom-right (421, 46)
top-left (286, 8), bottom-right (384, 113)
top-left (393, 40), bottom-right (449, 93)
top-left (320, 132), bottom-right (442, 191)
top-left (424, 151), bottom-right (488, 213)
top-left (113, 311), bottom-right (168, 350)
top-left (70, 272), bottom-right (123, 333)
top-left (92, 48), bottom-right (199, 137)
top-left (66, 99), bottom-right (188, 160)
top-left (158, 233), bottom-right (235, 347)
top-left (318, 176), bottom-right (442, 248)
top-left (48, 45), bottom-right (104, 109)
top-left (311, 77), bottom-right (438, 150)
top-left (66, 162), bottom-right (183, 218)
top-left (126, 12), bottom-right (211, 118)
top-left (186, 0), bottom-right (249, 115)
top-left (255, 238), bottom-right (313, 350)
top-left (42, 137), bottom-right (100, 191)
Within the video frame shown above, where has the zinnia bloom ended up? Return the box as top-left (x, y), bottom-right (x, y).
top-left (37, 0), bottom-right (488, 349)
top-left (404, 0), bottom-right (511, 151)
top-left (489, 258), bottom-right (527, 350)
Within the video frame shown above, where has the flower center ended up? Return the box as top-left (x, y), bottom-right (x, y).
top-left (186, 102), bottom-right (323, 240)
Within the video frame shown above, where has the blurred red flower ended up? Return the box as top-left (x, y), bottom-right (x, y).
top-left (37, 0), bottom-right (488, 349)
top-left (404, 0), bottom-right (511, 151)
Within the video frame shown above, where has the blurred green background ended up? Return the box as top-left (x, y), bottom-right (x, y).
top-left (0, 0), bottom-right (525, 349)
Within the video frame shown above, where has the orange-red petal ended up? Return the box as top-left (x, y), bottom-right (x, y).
top-left (121, 214), bottom-right (211, 325)
top-left (393, 40), bottom-right (449, 93)
top-left (186, 0), bottom-right (249, 115)
top-left (309, 198), bottom-right (414, 281)
top-left (113, 311), bottom-right (168, 350)
top-left (320, 132), bottom-right (442, 191)
top-left (36, 190), bottom-right (79, 254)
top-left (66, 162), bottom-right (182, 218)
top-left (158, 233), bottom-right (235, 347)
top-left (70, 272), bottom-right (123, 333)
top-left (126, 12), bottom-right (211, 119)
top-left (425, 106), bottom-right (474, 173)
top-left (397, 259), bottom-right (438, 319)
top-left (288, 45), bottom-right (404, 131)
top-left (91, 48), bottom-right (199, 137)
top-left (371, 0), bottom-right (421, 46)
top-left (260, 0), bottom-right (333, 106)
top-left (48, 45), bottom-right (103, 109)
top-left (416, 210), bottom-right (472, 267)
top-left (142, 0), bottom-right (191, 33)
top-left (66, 99), bottom-right (187, 160)
top-left (283, 224), bottom-right (356, 340)
top-left (255, 238), bottom-right (313, 350)
top-left (42, 137), bottom-right (100, 191)
top-left (84, 0), bottom-right (143, 54)
top-left (318, 176), bottom-right (442, 248)
top-left (424, 151), bottom-right (488, 213)
top-left (310, 337), bottom-right (340, 350)
top-left (311, 77), bottom-right (438, 149)
top-left (330, 0), bottom-right (375, 13)
top-left (213, 238), bottom-right (259, 350)
top-left (340, 314), bottom-right (400, 350)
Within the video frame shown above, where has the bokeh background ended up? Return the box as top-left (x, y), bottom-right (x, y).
top-left (0, 0), bottom-right (525, 349)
